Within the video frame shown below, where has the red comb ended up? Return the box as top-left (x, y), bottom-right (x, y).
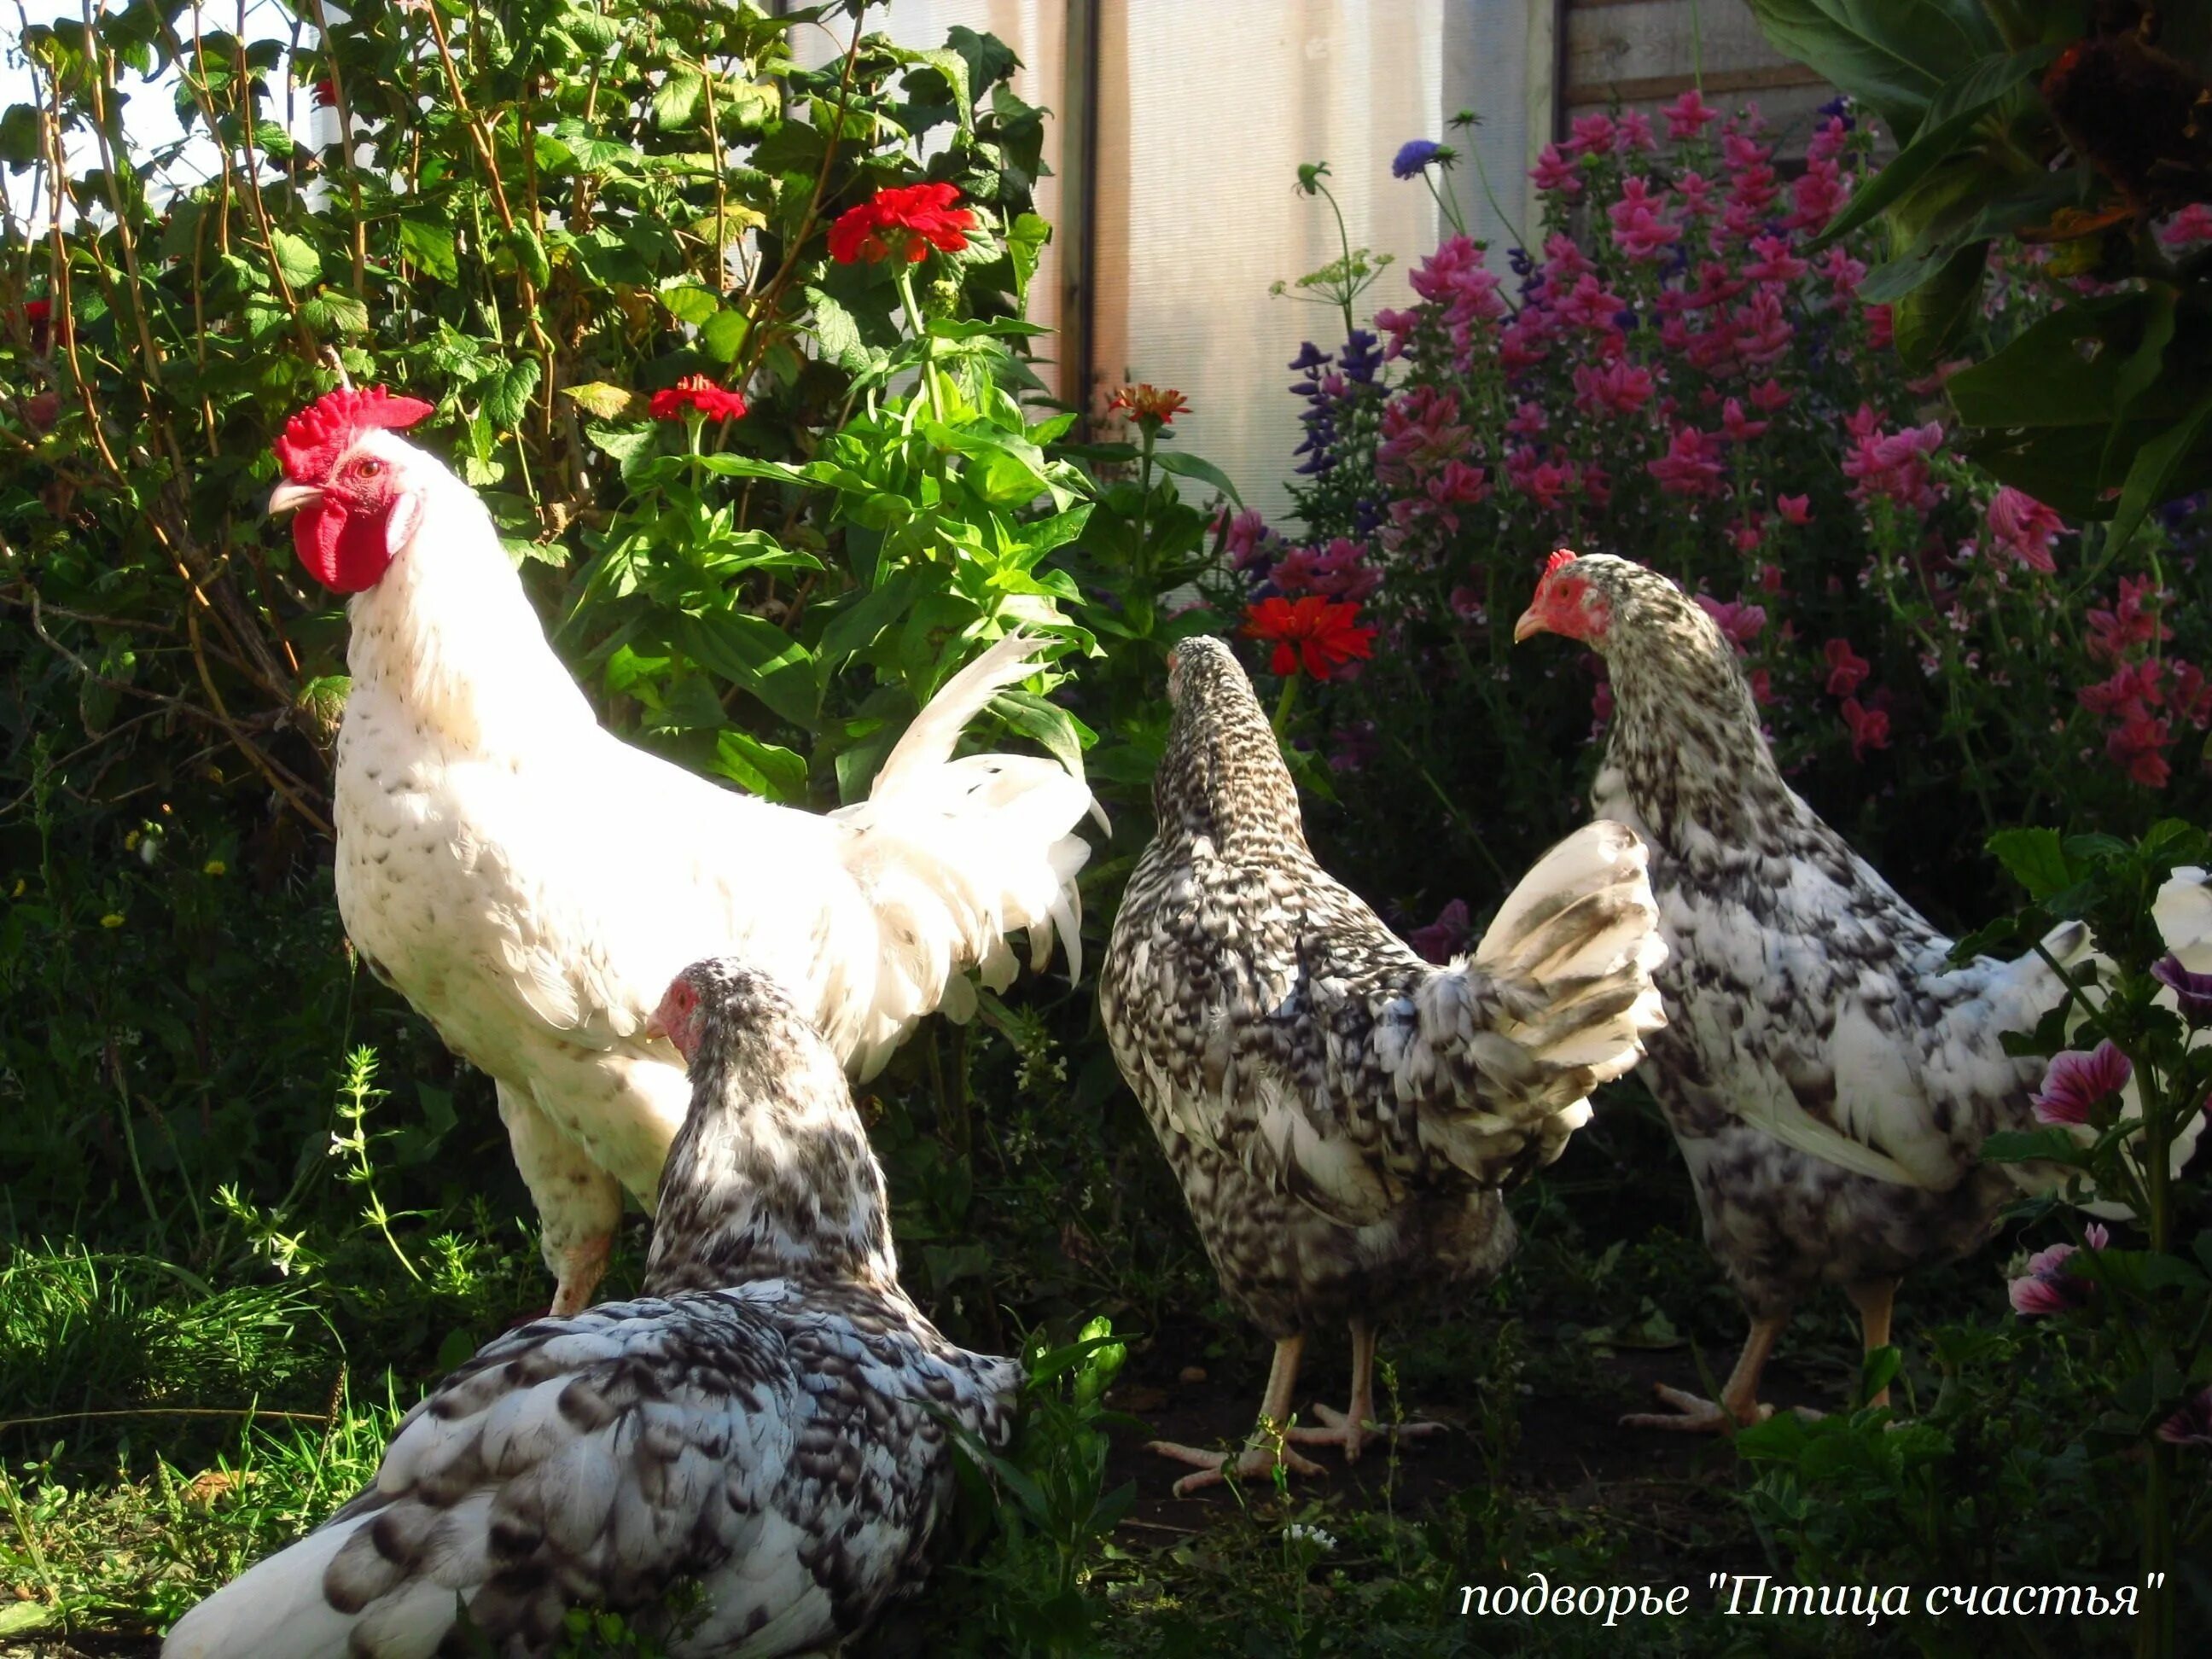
top-left (1544, 547), bottom-right (1580, 575)
top-left (273, 386), bottom-right (434, 484)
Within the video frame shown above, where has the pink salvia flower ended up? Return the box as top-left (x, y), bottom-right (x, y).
top-left (1986, 486), bottom-right (2065, 574)
top-left (1776, 492), bottom-right (1813, 526)
top-left (1662, 88), bottom-right (1719, 140)
top-left (1824, 639), bottom-right (1869, 697)
top-left (2008, 1225), bottom-right (2108, 1317)
top-left (1841, 696), bottom-right (1890, 760)
top-left (1696, 594), bottom-right (1767, 653)
top-left (2158, 203), bottom-right (2212, 251)
top-left (2031, 1041), bottom-right (2132, 1126)
top-left (1529, 143), bottom-right (1582, 198)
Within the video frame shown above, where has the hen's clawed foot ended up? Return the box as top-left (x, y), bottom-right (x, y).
top-left (1284, 1401), bottom-right (1447, 1464)
top-left (1620, 1382), bottom-right (1775, 1433)
top-left (1148, 1438), bottom-right (1326, 1497)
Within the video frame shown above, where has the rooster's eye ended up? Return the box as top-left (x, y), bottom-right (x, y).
top-left (352, 458), bottom-right (381, 480)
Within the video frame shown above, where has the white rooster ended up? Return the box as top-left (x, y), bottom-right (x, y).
top-left (267, 385), bottom-right (1093, 1313)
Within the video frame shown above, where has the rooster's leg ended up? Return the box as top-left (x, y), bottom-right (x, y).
top-left (1622, 1311), bottom-right (1786, 1432)
top-left (1149, 1333), bottom-right (1327, 1496)
top-left (1846, 1277), bottom-right (1900, 1407)
top-left (498, 1081), bottom-right (623, 1316)
top-left (1286, 1317), bottom-right (1446, 1464)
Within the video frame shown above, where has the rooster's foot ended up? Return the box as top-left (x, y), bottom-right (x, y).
top-left (1285, 1401), bottom-right (1447, 1464)
top-left (1148, 1438), bottom-right (1326, 1497)
top-left (1620, 1383), bottom-right (1775, 1433)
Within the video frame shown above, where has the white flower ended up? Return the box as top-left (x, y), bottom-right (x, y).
top-left (2154, 866), bottom-right (2212, 973)
top-left (1284, 1522), bottom-right (1336, 1552)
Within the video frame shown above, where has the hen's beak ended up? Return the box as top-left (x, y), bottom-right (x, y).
top-left (1511, 607), bottom-right (1548, 644)
top-left (266, 480), bottom-right (321, 516)
top-left (643, 1012), bottom-right (668, 1043)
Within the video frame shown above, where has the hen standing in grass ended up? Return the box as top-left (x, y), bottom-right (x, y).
top-left (1515, 550), bottom-right (2130, 1429)
top-left (1100, 637), bottom-right (1666, 1493)
top-left (266, 386), bottom-right (1092, 1314)
top-left (164, 958), bottom-right (1018, 1658)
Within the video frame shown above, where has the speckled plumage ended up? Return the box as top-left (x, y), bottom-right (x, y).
top-left (163, 961), bottom-right (1017, 1659)
top-left (1522, 553), bottom-right (2100, 1422)
top-left (1099, 639), bottom-right (1664, 1481)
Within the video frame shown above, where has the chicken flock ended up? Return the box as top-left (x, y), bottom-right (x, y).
top-left (161, 388), bottom-right (2197, 1653)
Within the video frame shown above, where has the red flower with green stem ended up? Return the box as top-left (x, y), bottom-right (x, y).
top-left (1243, 594), bottom-right (1376, 731)
top-left (828, 182), bottom-right (976, 421)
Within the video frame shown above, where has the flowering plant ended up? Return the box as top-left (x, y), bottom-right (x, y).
top-left (1236, 97), bottom-right (2212, 948)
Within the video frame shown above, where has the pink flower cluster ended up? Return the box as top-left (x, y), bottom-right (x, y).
top-left (1272, 537), bottom-right (1382, 603)
top-left (2077, 577), bottom-right (2207, 789)
top-left (1842, 406), bottom-right (1947, 514)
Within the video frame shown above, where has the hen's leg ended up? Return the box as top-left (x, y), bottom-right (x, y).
top-left (497, 1081), bottom-right (622, 1316)
top-left (1846, 1277), bottom-right (1900, 1407)
top-left (1150, 1334), bottom-right (1326, 1496)
top-left (1288, 1318), bottom-right (1446, 1464)
top-left (1623, 1311), bottom-right (1786, 1432)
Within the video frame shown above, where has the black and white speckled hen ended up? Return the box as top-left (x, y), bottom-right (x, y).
top-left (163, 958), bottom-right (1018, 1657)
top-left (1514, 550), bottom-right (2119, 1430)
top-left (1099, 637), bottom-right (1666, 1493)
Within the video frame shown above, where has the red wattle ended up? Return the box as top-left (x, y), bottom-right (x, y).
top-left (293, 500), bottom-right (394, 594)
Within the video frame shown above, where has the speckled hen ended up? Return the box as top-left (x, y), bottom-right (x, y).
top-left (163, 958), bottom-right (1018, 1658)
top-left (1515, 550), bottom-right (2127, 1429)
top-left (265, 386), bottom-right (1092, 1316)
top-left (1100, 637), bottom-right (1666, 1493)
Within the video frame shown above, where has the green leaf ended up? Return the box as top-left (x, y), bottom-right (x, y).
top-left (562, 381), bottom-right (637, 421)
top-left (818, 569), bottom-right (923, 669)
top-left (804, 288), bottom-right (869, 372)
top-left (1988, 826), bottom-right (2070, 900)
top-left (1980, 1126), bottom-right (2090, 1165)
top-left (659, 284), bottom-right (719, 326)
top-left (1812, 47), bottom-right (2054, 250)
top-left (397, 214), bottom-right (458, 283)
top-left (654, 70), bottom-right (706, 131)
top-left (700, 308), bottom-right (751, 365)
top-left (711, 729), bottom-right (808, 802)
top-left (1745, 0), bottom-right (2001, 142)
top-left (1152, 448), bottom-right (1243, 506)
top-left (911, 48), bottom-right (973, 129)
top-left (991, 687), bottom-right (1092, 778)
top-left (1947, 293), bottom-right (2187, 428)
top-left (676, 611), bottom-right (818, 729)
top-left (482, 357), bottom-right (542, 431)
top-left (2102, 386), bottom-right (2212, 554)
top-left (1889, 240), bottom-right (1987, 370)
top-left (269, 229), bottom-right (322, 289)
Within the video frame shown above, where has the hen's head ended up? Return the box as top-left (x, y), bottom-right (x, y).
top-left (1156, 636), bottom-right (1304, 846)
top-left (266, 387), bottom-right (435, 594)
top-left (1513, 549), bottom-right (1706, 660)
top-left (648, 956), bottom-right (808, 1068)
top-left (1165, 634), bottom-right (1245, 711)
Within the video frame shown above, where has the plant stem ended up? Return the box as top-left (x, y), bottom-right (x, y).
top-left (1272, 672), bottom-right (1299, 736)
top-left (896, 264), bottom-right (946, 422)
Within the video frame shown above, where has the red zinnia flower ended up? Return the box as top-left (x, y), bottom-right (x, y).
top-left (649, 375), bottom-right (749, 423)
top-left (1105, 383), bottom-right (1190, 429)
top-left (311, 78), bottom-right (338, 109)
top-left (1243, 596), bottom-right (1376, 681)
top-left (827, 182), bottom-right (975, 265)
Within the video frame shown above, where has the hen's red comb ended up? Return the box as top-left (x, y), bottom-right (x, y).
top-left (273, 386), bottom-right (433, 484)
top-left (1544, 547), bottom-right (1580, 575)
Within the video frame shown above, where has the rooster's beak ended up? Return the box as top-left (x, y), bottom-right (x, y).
top-left (1511, 607), bottom-right (1548, 643)
top-left (266, 481), bottom-right (321, 516)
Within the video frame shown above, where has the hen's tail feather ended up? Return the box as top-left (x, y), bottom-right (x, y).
top-left (161, 1506), bottom-right (425, 1658)
top-left (832, 634), bottom-right (1097, 1073)
top-left (1412, 820), bottom-right (1667, 1180)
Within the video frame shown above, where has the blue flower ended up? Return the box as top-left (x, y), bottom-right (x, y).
top-left (1339, 329), bottom-right (1382, 385)
top-left (1392, 139), bottom-right (1444, 179)
top-left (1817, 95), bottom-right (1855, 129)
top-left (1288, 341), bottom-right (1332, 374)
